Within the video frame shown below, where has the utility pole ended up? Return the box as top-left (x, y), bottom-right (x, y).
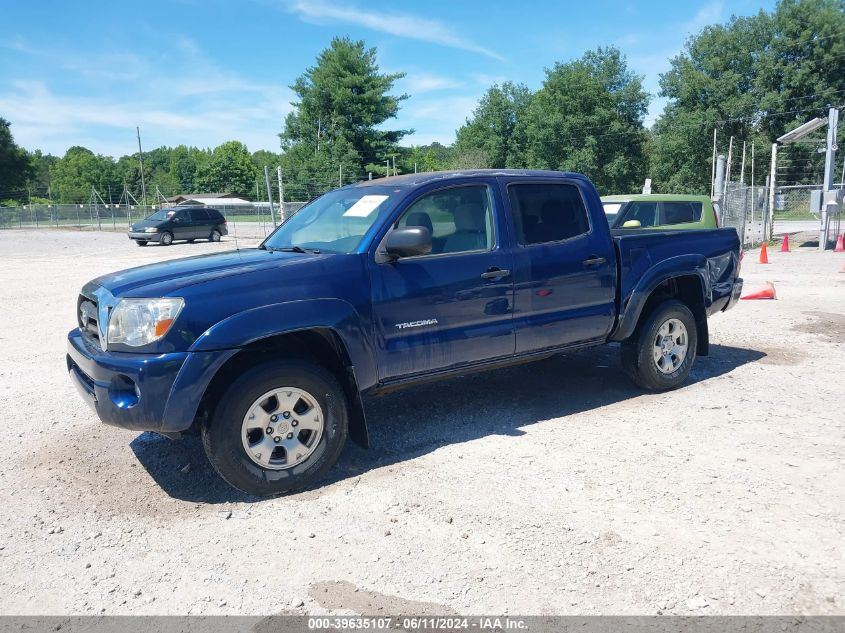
top-left (277, 166), bottom-right (284, 224)
top-left (768, 143), bottom-right (777, 242)
top-left (136, 126), bottom-right (147, 208)
top-left (714, 154), bottom-right (726, 206)
top-left (392, 155), bottom-right (396, 177)
top-left (264, 166), bottom-right (276, 226)
top-left (821, 106), bottom-right (840, 250)
top-left (385, 159), bottom-right (390, 177)
top-left (339, 164), bottom-right (343, 188)
top-left (750, 143), bottom-right (756, 246)
top-left (739, 141), bottom-right (746, 185)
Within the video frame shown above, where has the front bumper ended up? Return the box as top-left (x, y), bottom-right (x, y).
top-left (66, 329), bottom-right (236, 433)
top-left (128, 231), bottom-right (161, 242)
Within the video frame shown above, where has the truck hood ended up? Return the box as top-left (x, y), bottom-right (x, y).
top-left (90, 248), bottom-right (316, 297)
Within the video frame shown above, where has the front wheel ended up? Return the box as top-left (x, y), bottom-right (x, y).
top-left (159, 231), bottom-right (174, 246)
top-left (136, 240), bottom-right (148, 247)
top-left (201, 360), bottom-right (348, 497)
top-left (621, 300), bottom-right (697, 392)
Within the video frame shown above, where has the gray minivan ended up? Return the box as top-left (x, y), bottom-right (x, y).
top-left (128, 206), bottom-right (228, 246)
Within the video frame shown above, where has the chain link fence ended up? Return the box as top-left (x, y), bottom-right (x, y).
top-left (717, 182), bottom-right (843, 247)
top-left (0, 202), bottom-right (307, 239)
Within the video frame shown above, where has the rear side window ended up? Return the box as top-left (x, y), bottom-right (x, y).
top-left (662, 202), bottom-right (702, 225)
top-left (206, 209), bottom-right (223, 222)
top-left (193, 209), bottom-right (211, 221)
top-left (507, 183), bottom-right (590, 245)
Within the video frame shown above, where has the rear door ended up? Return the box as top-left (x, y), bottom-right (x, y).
top-left (503, 179), bottom-right (616, 353)
top-left (369, 181), bottom-right (515, 381)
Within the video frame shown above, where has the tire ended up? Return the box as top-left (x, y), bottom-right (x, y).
top-left (621, 299), bottom-right (697, 392)
top-left (136, 240), bottom-right (148, 247)
top-left (159, 231), bottom-right (174, 246)
top-left (201, 360), bottom-right (348, 497)
top-left (210, 228), bottom-right (222, 242)
top-left (187, 239), bottom-right (195, 243)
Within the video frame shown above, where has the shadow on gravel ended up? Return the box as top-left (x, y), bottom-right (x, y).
top-left (131, 343), bottom-right (765, 504)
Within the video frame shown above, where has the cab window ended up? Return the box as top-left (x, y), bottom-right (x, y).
top-left (396, 185), bottom-right (494, 255)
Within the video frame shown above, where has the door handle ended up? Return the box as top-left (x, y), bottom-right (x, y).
top-left (481, 267), bottom-right (510, 280)
top-left (582, 256), bottom-right (607, 267)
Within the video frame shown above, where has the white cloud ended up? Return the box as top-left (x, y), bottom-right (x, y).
top-left (0, 36), bottom-right (295, 156)
top-left (681, 1), bottom-right (725, 34)
top-left (399, 73), bottom-right (463, 95)
top-left (286, 0), bottom-right (506, 61)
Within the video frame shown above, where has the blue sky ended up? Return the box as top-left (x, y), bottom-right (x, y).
top-left (0, 0), bottom-right (775, 158)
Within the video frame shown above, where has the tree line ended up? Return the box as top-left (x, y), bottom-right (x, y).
top-left (1, 0), bottom-right (843, 206)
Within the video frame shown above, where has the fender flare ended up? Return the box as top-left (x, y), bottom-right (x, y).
top-left (610, 254), bottom-right (710, 343)
top-left (188, 298), bottom-right (378, 390)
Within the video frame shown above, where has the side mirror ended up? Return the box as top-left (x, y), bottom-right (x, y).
top-left (384, 226), bottom-right (432, 258)
top-left (622, 220), bottom-right (642, 228)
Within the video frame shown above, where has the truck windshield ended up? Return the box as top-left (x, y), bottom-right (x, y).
top-left (262, 187), bottom-right (399, 253)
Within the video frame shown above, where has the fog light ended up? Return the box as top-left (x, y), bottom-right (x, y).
top-left (109, 375), bottom-right (140, 408)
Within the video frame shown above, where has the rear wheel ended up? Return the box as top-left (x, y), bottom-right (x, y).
top-left (136, 240), bottom-right (148, 247)
top-left (187, 238), bottom-right (195, 243)
top-left (159, 231), bottom-right (174, 246)
top-left (210, 228), bottom-right (222, 242)
top-left (621, 300), bottom-right (697, 391)
top-left (201, 360), bottom-right (348, 497)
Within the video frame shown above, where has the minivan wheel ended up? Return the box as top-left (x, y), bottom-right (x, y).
top-left (621, 299), bottom-right (697, 392)
top-left (136, 240), bottom-right (148, 247)
top-left (201, 360), bottom-right (348, 497)
top-left (159, 231), bottom-right (173, 246)
top-left (210, 229), bottom-right (222, 242)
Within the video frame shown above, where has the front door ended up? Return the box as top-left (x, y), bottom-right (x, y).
top-left (370, 183), bottom-right (515, 381)
top-left (504, 180), bottom-right (616, 353)
top-left (171, 209), bottom-right (193, 240)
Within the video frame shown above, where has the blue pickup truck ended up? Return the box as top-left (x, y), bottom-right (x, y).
top-left (67, 170), bottom-right (742, 496)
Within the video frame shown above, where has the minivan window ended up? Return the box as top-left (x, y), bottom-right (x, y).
top-left (616, 201), bottom-right (658, 227)
top-left (146, 209), bottom-right (175, 221)
top-left (662, 202), bottom-right (702, 224)
top-left (508, 183), bottom-right (590, 245)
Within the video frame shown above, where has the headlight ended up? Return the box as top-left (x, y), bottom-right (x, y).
top-left (144, 227), bottom-right (159, 233)
top-left (107, 298), bottom-right (184, 347)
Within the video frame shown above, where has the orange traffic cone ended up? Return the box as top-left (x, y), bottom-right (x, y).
top-left (741, 281), bottom-right (777, 300)
top-left (759, 242), bottom-right (769, 264)
top-left (835, 233), bottom-right (844, 253)
top-left (780, 234), bottom-right (790, 252)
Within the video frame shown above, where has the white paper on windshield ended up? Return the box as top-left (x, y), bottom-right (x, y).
top-left (343, 195), bottom-right (389, 217)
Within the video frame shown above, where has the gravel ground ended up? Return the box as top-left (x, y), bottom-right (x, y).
top-left (0, 229), bottom-right (843, 616)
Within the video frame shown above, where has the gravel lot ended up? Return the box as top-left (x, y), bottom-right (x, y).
top-left (0, 229), bottom-right (843, 616)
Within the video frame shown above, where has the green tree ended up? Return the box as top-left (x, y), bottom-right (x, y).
top-left (194, 141), bottom-right (257, 197)
top-left (454, 82), bottom-right (532, 168)
top-left (0, 118), bottom-right (33, 200)
top-left (50, 146), bottom-right (116, 203)
top-left (280, 37), bottom-right (408, 189)
top-left (651, 0), bottom-right (845, 192)
top-left (516, 47), bottom-right (650, 194)
top-left (27, 149), bottom-right (59, 196)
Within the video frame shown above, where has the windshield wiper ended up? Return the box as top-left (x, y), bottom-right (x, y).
top-left (278, 245), bottom-right (322, 254)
